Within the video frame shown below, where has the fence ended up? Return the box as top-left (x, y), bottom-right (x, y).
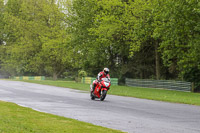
top-left (0, 75), bottom-right (7, 79)
top-left (12, 76), bottom-right (45, 80)
top-left (82, 77), bottom-right (118, 85)
top-left (126, 78), bottom-right (192, 91)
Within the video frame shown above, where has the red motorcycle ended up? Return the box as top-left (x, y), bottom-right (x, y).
top-left (90, 78), bottom-right (111, 101)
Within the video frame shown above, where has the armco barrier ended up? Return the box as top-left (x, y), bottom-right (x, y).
top-left (82, 77), bottom-right (118, 85)
top-left (125, 78), bottom-right (192, 91)
top-left (12, 76), bottom-right (45, 80)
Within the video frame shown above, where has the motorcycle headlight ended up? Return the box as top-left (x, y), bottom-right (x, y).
top-left (104, 82), bottom-right (109, 87)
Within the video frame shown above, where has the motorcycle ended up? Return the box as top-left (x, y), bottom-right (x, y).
top-left (90, 78), bottom-right (111, 101)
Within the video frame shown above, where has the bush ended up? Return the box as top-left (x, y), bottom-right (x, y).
top-left (78, 70), bottom-right (87, 78)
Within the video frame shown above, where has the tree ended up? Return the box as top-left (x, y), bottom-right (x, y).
top-left (0, 0), bottom-right (4, 45)
top-left (69, 0), bottom-right (164, 81)
top-left (28, 0), bottom-right (72, 80)
top-left (89, 0), bottom-right (164, 80)
top-left (68, 0), bottom-right (103, 76)
top-left (0, 0), bottom-right (24, 76)
top-left (89, 0), bottom-right (130, 78)
top-left (0, 0), bottom-right (5, 76)
top-left (157, 0), bottom-right (200, 88)
top-left (1, 0), bottom-right (73, 80)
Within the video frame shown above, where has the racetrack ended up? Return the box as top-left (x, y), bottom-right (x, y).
top-left (0, 80), bottom-right (200, 133)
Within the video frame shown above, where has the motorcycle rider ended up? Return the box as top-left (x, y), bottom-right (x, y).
top-left (91, 68), bottom-right (110, 92)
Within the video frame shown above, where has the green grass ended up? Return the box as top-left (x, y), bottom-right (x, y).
top-left (109, 86), bottom-right (200, 105)
top-left (0, 101), bottom-right (122, 133)
top-left (19, 80), bottom-right (200, 106)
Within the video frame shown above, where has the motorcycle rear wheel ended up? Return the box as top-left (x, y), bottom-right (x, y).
top-left (90, 91), bottom-right (95, 100)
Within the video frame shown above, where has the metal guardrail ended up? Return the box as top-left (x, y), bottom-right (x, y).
top-left (126, 78), bottom-right (192, 91)
top-left (82, 77), bottom-right (118, 85)
top-left (0, 75), bottom-right (6, 79)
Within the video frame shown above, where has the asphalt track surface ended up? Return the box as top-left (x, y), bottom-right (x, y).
top-left (0, 80), bottom-right (200, 133)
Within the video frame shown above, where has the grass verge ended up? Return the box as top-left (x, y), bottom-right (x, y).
top-left (0, 101), bottom-right (122, 133)
top-left (19, 80), bottom-right (200, 106)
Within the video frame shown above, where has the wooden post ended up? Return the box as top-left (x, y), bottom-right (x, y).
top-left (191, 82), bottom-right (195, 92)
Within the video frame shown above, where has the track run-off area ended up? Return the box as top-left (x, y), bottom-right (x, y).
top-left (0, 80), bottom-right (200, 133)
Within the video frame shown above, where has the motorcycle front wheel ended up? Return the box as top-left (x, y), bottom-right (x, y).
top-left (100, 90), bottom-right (107, 101)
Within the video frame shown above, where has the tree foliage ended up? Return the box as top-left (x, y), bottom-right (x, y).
top-left (0, 0), bottom-right (73, 80)
top-left (158, 0), bottom-right (200, 87)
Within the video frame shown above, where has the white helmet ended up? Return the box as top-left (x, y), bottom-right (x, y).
top-left (103, 68), bottom-right (109, 75)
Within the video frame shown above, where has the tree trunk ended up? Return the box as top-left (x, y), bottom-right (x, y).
top-left (155, 40), bottom-right (160, 80)
top-left (53, 72), bottom-right (58, 80)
